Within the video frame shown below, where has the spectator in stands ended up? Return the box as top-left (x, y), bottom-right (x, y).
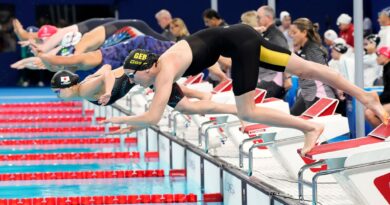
top-left (378, 7), bottom-right (390, 47)
top-left (278, 11), bottom-right (294, 51)
top-left (155, 9), bottom-right (176, 41)
top-left (240, 10), bottom-right (258, 28)
top-left (169, 18), bottom-right (189, 42)
top-left (328, 40), bottom-right (352, 116)
top-left (365, 46), bottom-right (390, 127)
top-left (289, 18), bottom-right (336, 115)
top-left (364, 34), bottom-right (382, 86)
top-left (255, 5), bottom-right (291, 99)
top-left (202, 8), bottom-right (228, 28)
top-left (329, 39), bottom-right (354, 83)
top-left (323, 29), bottom-right (338, 60)
top-left (363, 17), bottom-right (373, 37)
top-left (337, 13), bottom-right (354, 47)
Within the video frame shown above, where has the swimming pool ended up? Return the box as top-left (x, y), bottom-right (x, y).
top-left (0, 89), bottom-right (222, 205)
top-left (0, 88), bottom-right (295, 205)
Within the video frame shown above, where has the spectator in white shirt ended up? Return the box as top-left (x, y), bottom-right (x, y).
top-left (378, 7), bottom-right (390, 47)
top-left (364, 34), bottom-right (382, 86)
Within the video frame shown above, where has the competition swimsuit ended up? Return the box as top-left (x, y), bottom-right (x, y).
top-left (88, 73), bottom-right (134, 106)
top-left (77, 18), bottom-right (115, 34)
top-left (184, 24), bottom-right (291, 96)
top-left (100, 35), bottom-right (174, 69)
top-left (104, 19), bottom-right (168, 41)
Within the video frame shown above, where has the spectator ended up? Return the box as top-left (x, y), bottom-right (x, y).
top-left (169, 18), bottom-right (189, 42)
top-left (289, 17), bottom-right (336, 115)
top-left (365, 46), bottom-right (390, 127)
top-left (155, 9), bottom-right (175, 41)
top-left (323, 29), bottom-right (338, 60)
top-left (202, 8), bottom-right (228, 28)
top-left (240, 10), bottom-right (258, 28)
top-left (364, 34), bottom-right (382, 86)
top-left (378, 7), bottom-right (390, 47)
top-left (363, 17), bottom-right (373, 37)
top-left (328, 40), bottom-right (352, 115)
top-left (329, 39), bottom-right (354, 83)
top-left (324, 29), bottom-right (338, 47)
top-left (255, 5), bottom-right (291, 99)
top-left (337, 13), bottom-right (354, 47)
top-left (278, 11), bottom-right (294, 51)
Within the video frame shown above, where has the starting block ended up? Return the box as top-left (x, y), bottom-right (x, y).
top-left (299, 120), bottom-right (390, 205)
top-left (235, 98), bottom-right (349, 180)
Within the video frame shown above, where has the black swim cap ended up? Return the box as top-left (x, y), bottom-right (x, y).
top-left (123, 49), bottom-right (159, 71)
top-left (365, 34), bottom-right (381, 47)
top-left (332, 43), bottom-right (348, 54)
top-left (51, 70), bottom-right (79, 89)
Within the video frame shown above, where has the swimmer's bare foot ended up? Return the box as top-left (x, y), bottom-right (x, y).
top-left (364, 91), bottom-right (389, 125)
top-left (301, 123), bottom-right (324, 156)
top-left (13, 19), bottom-right (28, 41)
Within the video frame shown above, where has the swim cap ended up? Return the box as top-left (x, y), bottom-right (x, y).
top-left (26, 26), bottom-right (39, 33)
top-left (51, 70), bottom-right (79, 89)
top-left (123, 49), bottom-right (159, 71)
top-left (61, 31), bottom-right (82, 47)
top-left (332, 43), bottom-right (348, 54)
top-left (38, 25), bottom-right (58, 39)
top-left (377, 46), bottom-right (390, 59)
top-left (365, 34), bottom-right (381, 46)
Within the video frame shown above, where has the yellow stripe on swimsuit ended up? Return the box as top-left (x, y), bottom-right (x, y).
top-left (259, 45), bottom-right (291, 67)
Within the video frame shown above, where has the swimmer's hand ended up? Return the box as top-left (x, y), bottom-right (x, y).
top-left (18, 40), bottom-right (31, 47)
top-left (104, 125), bottom-right (144, 135)
top-left (98, 116), bottom-right (128, 124)
top-left (98, 93), bottom-right (111, 106)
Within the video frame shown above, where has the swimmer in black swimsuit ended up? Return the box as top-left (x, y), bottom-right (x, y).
top-left (73, 19), bottom-right (169, 54)
top-left (14, 18), bottom-right (114, 53)
top-left (103, 24), bottom-right (388, 155)
top-left (51, 65), bottom-right (131, 106)
top-left (51, 67), bottom-right (237, 134)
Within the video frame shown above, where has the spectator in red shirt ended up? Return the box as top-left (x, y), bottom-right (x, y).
top-left (337, 13), bottom-right (354, 47)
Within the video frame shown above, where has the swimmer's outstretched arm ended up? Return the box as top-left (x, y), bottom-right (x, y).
top-left (11, 57), bottom-right (45, 70)
top-left (36, 51), bottom-right (101, 71)
top-left (98, 65), bottom-right (115, 106)
top-left (102, 63), bottom-right (174, 126)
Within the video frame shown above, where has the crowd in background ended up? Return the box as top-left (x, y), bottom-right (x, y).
top-left (153, 6), bottom-right (390, 119)
top-left (4, 4), bottom-right (390, 127)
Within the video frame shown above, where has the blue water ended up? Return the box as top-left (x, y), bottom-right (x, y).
top-left (0, 177), bottom-right (192, 199)
top-left (0, 89), bottom-right (223, 205)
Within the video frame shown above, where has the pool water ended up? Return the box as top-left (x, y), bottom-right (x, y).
top-left (0, 88), bottom-right (222, 204)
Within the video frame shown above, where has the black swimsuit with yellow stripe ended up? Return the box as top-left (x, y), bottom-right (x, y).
top-left (184, 24), bottom-right (291, 96)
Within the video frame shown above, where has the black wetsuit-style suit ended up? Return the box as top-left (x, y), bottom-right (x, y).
top-left (88, 74), bottom-right (134, 106)
top-left (77, 18), bottom-right (115, 34)
top-left (184, 24), bottom-right (291, 96)
top-left (103, 19), bottom-right (168, 41)
top-left (88, 74), bottom-right (183, 108)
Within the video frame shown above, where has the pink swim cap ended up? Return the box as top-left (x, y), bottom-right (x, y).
top-left (377, 46), bottom-right (390, 59)
top-left (37, 25), bottom-right (58, 38)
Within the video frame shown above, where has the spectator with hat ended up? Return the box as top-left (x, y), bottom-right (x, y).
top-left (364, 34), bottom-right (382, 86)
top-left (337, 13), bottom-right (354, 47)
top-left (323, 29), bottom-right (338, 60)
top-left (365, 46), bottom-right (390, 127)
top-left (278, 11), bottom-right (293, 51)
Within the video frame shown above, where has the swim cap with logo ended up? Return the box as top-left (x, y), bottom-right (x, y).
top-left (123, 49), bottom-right (159, 71)
top-left (51, 70), bottom-right (79, 89)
